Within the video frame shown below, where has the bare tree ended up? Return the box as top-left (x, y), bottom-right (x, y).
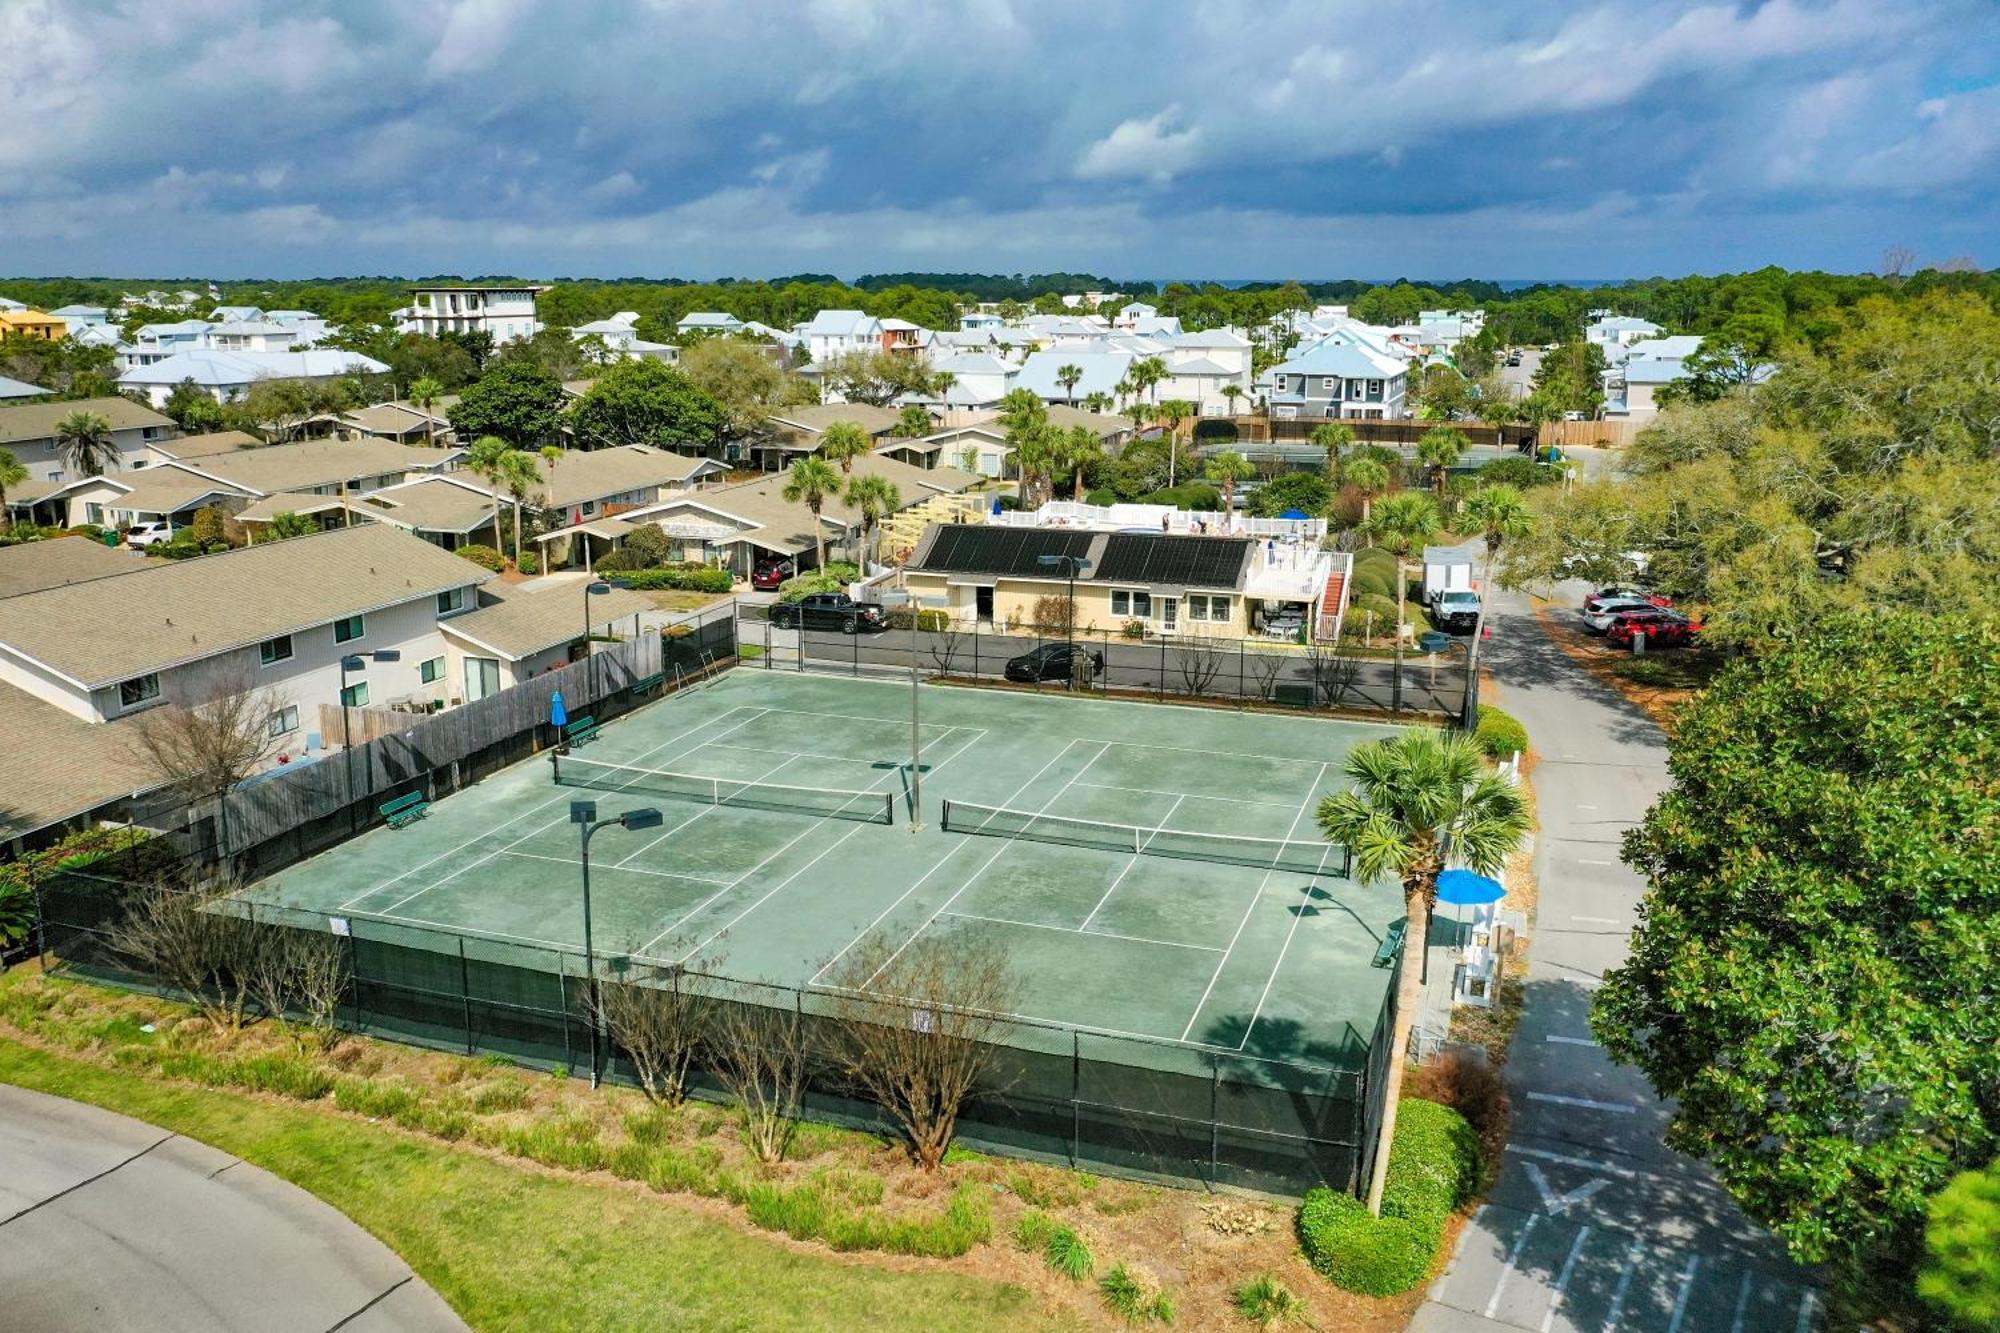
top-left (130, 666), bottom-right (283, 848)
top-left (924, 624), bottom-right (970, 677)
top-left (596, 964), bottom-right (719, 1105)
top-left (1937, 255), bottom-right (1981, 274)
top-left (1031, 593), bottom-right (1074, 636)
top-left (1304, 636), bottom-right (1362, 708)
top-left (1173, 630), bottom-right (1228, 697)
top-left (114, 881), bottom-right (260, 1031)
top-left (1246, 647), bottom-right (1284, 702)
top-left (243, 928), bottom-right (350, 1050)
top-left (1880, 244), bottom-right (1917, 281)
top-left (822, 931), bottom-right (1018, 1170)
top-left (708, 994), bottom-right (811, 1163)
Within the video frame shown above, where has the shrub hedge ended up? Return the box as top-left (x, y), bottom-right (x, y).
top-left (778, 562), bottom-right (860, 603)
top-left (885, 606), bottom-right (951, 631)
top-left (611, 564), bottom-right (734, 593)
top-left (1297, 1099), bottom-right (1481, 1296)
top-left (1349, 548), bottom-right (1400, 599)
top-left (515, 551), bottom-right (540, 575)
top-left (1474, 706), bottom-right (1529, 761)
top-left (457, 544), bottom-right (506, 571)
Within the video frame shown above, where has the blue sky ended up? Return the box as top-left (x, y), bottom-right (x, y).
top-left (5, 0), bottom-right (1997, 280)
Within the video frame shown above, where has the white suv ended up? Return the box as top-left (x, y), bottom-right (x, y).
top-left (125, 521), bottom-right (175, 549)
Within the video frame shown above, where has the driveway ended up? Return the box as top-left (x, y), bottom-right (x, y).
top-left (1409, 582), bottom-right (1821, 1332)
top-left (0, 1083), bottom-right (464, 1332)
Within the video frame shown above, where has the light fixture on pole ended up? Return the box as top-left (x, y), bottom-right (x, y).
top-left (339, 648), bottom-right (401, 831)
top-left (582, 577), bottom-right (634, 699)
top-left (571, 800), bottom-right (664, 1088)
top-left (1036, 552), bottom-right (1091, 660)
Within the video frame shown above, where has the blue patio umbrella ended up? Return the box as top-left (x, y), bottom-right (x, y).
top-left (991, 494), bottom-right (1003, 516)
top-left (1436, 868), bottom-right (1506, 906)
top-left (549, 690), bottom-right (568, 729)
top-left (1280, 507), bottom-right (1311, 520)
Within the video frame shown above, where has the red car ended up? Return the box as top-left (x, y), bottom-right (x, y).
top-left (1605, 609), bottom-right (1699, 649)
top-left (750, 559), bottom-right (794, 591)
top-left (1582, 584), bottom-right (1672, 614)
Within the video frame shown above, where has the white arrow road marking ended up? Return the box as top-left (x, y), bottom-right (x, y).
top-left (1524, 1161), bottom-right (1612, 1216)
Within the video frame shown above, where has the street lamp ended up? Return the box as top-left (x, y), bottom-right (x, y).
top-left (339, 648), bottom-right (401, 830)
top-left (582, 577), bottom-right (634, 699)
top-left (1036, 553), bottom-right (1091, 658)
top-left (571, 799), bottom-right (664, 1088)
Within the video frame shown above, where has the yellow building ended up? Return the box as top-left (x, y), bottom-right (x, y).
top-left (0, 309), bottom-right (69, 341)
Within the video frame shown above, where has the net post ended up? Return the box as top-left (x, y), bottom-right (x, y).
top-left (1157, 636), bottom-right (1166, 701)
top-left (1070, 1028), bottom-right (1081, 1168)
top-left (1209, 1062), bottom-right (1221, 1185)
top-left (459, 936), bottom-right (474, 1055)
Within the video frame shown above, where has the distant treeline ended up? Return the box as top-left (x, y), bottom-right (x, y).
top-left (3, 265), bottom-right (1991, 353)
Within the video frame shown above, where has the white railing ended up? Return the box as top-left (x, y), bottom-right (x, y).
top-left (986, 500), bottom-right (1325, 542)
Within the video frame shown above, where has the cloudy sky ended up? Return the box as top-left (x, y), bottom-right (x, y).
top-left (6, 0), bottom-right (1997, 281)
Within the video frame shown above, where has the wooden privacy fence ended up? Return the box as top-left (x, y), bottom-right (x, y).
top-left (317, 704), bottom-right (435, 748)
top-left (1537, 419), bottom-right (1643, 449)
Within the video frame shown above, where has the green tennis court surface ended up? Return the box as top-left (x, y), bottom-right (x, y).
top-left (241, 671), bottom-right (1404, 1074)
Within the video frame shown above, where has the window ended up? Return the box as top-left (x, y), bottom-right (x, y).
top-left (464, 656), bottom-right (501, 703)
top-left (1348, 380), bottom-right (1363, 398)
top-left (420, 656), bottom-right (445, 685)
top-left (339, 681), bottom-right (369, 708)
top-left (118, 674), bottom-right (159, 709)
top-left (1110, 589), bottom-right (1152, 619)
top-left (259, 634), bottom-right (293, 666)
top-left (267, 704), bottom-right (299, 737)
top-left (436, 588), bottom-right (464, 615)
top-left (86, 503), bottom-right (105, 526)
top-left (1367, 379), bottom-right (1383, 397)
top-left (1322, 377), bottom-right (1337, 391)
top-left (333, 614), bottom-right (363, 643)
top-left (580, 500), bottom-right (597, 516)
top-left (1186, 594), bottom-right (1232, 623)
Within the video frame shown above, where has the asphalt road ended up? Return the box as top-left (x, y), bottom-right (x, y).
top-left (0, 1082), bottom-right (465, 1332)
top-left (1495, 348), bottom-right (1543, 401)
top-left (1408, 578), bottom-right (1822, 1333)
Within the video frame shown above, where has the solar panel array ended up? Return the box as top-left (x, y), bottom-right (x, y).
top-left (1093, 534), bottom-right (1250, 588)
top-left (916, 525), bottom-right (1094, 577)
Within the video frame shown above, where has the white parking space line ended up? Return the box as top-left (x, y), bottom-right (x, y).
top-left (1541, 1226), bottom-right (1590, 1333)
top-left (1603, 1236), bottom-right (1648, 1331)
top-left (1504, 1144), bottom-right (1637, 1179)
top-left (1729, 1270), bottom-right (1754, 1333)
top-left (1579, 858), bottom-right (1618, 867)
top-left (1665, 1255), bottom-right (1702, 1333)
top-left (1484, 1211), bottom-right (1541, 1319)
top-left (1527, 1092), bottom-right (1637, 1114)
top-left (1794, 1289), bottom-right (1819, 1333)
top-left (1546, 1034), bottom-right (1601, 1047)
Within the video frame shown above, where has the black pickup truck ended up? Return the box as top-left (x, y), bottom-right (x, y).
top-left (768, 593), bottom-right (888, 634)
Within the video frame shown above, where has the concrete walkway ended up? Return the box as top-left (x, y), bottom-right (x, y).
top-left (1409, 581), bottom-right (1822, 1333)
top-left (0, 1082), bottom-right (464, 1332)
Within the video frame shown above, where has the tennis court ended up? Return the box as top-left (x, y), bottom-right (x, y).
top-left (240, 670), bottom-right (1404, 1075)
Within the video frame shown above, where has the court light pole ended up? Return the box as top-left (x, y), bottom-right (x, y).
top-left (338, 649), bottom-right (401, 831)
top-left (1037, 551), bottom-right (1091, 677)
top-left (571, 800), bottom-right (664, 1089)
top-left (582, 577), bottom-right (635, 702)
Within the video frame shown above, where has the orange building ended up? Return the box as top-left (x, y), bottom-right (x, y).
top-left (0, 309), bottom-right (69, 341)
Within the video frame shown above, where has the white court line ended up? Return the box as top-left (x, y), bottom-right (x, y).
top-left (635, 727), bottom-right (961, 958)
top-left (676, 726), bottom-right (987, 963)
top-left (1546, 1034), bottom-right (1601, 1047)
top-left (1070, 733), bottom-right (1331, 770)
top-left (1069, 781), bottom-right (1300, 811)
top-left (1077, 793), bottom-right (1185, 932)
top-left (495, 849), bottom-right (734, 886)
top-left (1665, 1255), bottom-right (1702, 1333)
top-left (1483, 1211), bottom-right (1540, 1318)
top-left (339, 703), bottom-right (763, 909)
top-left (942, 909), bottom-right (1223, 954)
top-left (1504, 1144), bottom-right (1637, 1179)
top-left (358, 909), bottom-right (578, 953)
top-left (1236, 764), bottom-right (1344, 1051)
top-left (804, 736), bottom-right (1085, 987)
top-left (1542, 1226), bottom-right (1591, 1333)
top-left (1603, 1236), bottom-right (1648, 1330)
top-left (1183, 760), bottom-right (1330, 1044)
top-left (609, 749), bottom-right (805, 867)
top-left (1528, 1092), bottom-right (1637, 1114)
top-left (858, 740), bottom-right (1113, 988)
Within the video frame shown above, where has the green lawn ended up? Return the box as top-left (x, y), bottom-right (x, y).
top-left (0, 1039), bottom-right (1056, 1333)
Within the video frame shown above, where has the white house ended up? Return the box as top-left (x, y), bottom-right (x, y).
top-left (571, 312), bottom-right (679, 363)
top-left (1584, 314), bottom-right (1663, 355)
top-left (398, 286), bottom-right (546, 343)
top-left (1266, 338), bottom-right (1409, 420)
top-left (48, 305), bottom-right (112, 328)
top-left (798, 309), bottom-right (884, 366)
top-left (118, 349), bottom-right (392, 407)
top-left (676, 312), bottom-right (745, 336)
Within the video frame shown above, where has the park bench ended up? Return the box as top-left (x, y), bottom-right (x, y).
top-left (632, 671), bottom-right (665, 695)
top-left (1372, 918), bottom-right (1408, 969)
top-left (565, 716), bottom-right (600, 748)
top-left (379, 791), bottom-right (430, 829)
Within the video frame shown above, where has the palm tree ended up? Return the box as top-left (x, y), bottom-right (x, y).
top-left (1055, 363), bottom-right (1084, 406)
top-left (1081, 392), bottom-right (1113, 416)
top-left (1416, 427), bottom-right (1469, 500)
top-left (1130, 355), bottom-right (1167, 406)
top-left (892, 405), bottom-right (933, 438)
top-left (1310, 421), bottom-right (1355, 479)
top-left (1156, 399), bottom-right (1196, 487)
top-left (409, 375), bottom-right (445, 447)
top-left (55, 411), bottom-right (116, 478)
top-left (783, 455), bottom-right (842, 571)
top-left (1363, 490), bottom-right (1442, 642)
top-left (1220, 383), bottom-right (1244, 416)
top-left (497, 449), bottom-right (544, 561)
top-left (931, 370), bottom-right (957, 406)
top-left (1317, 730), bottom-right (1528, 1216)
top-left (842, 473), bottom-right (901, 567)
top-left (1012, 422), bottom-right (1063, 508)
top-left (1341, 455), bottom-right (1392, 524)
top-left (1464, 484), bottom-right (1532, 571)
top-left (0, 448), bottom-right (28, 531)
top-left (1062, 425), bottom-right (1104, 502)
top-left (266, 510), bottom-right (317, 541)
top-left (1205, 450), bottom-right (1252, 526)
top-left (466, 434), bottom-right (512, 548)
top-left (818, 420), bottom-right (872, 474)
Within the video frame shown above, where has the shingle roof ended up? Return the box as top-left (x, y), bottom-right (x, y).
top-left (0, 525), bottom-right (492, 688)
top-left (440, 581), bottom-right (655, 661)
top-left (149, 430), bottom-right (265, 459)
top-left (768, 404), bottom-right (904, 438)
top-left (174, 438), bottom-right (451, 496)
top-left (623, 454), bottom-right (976, 556)
top-left (0, 537), bottom-right (146, 599)
top-left (0, 682), bottom-right (164, 839)
top-left (0, 396), bottom-right (172, 445)
top-left (451, 445), bottom-right (720, 511)
top-left (101, 474), bottom-right (251, 515)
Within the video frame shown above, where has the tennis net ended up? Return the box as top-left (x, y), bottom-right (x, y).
top-left (940, 800), bottom-right (1349, 876)
top-left (553, 755), bottom-right (895, 824)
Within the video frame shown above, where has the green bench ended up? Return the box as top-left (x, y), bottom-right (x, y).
top-left (1274, 682), bottom-right (1316, 709)
top-left (379, 791), bottom-right (430, 829)
top-left (565, 716), bottom-right (599, 748)
top-left (632, 671), bottom-right (665, 695)
top-left (1372, 918), bottom-right (1408, 969)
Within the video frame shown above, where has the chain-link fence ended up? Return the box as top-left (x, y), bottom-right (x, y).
top-left (739, 608), bottom-right (1473, 722)
top-left (34, 861), bottom-right (1389, 1198)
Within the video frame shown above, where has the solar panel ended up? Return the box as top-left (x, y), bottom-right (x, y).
top-left (917, 525), bottom-right (1094, 577)
top-left (1093, 534), bottom-right (1250, 588)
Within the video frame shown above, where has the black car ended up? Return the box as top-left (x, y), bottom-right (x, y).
top-left (1004, 643), bottom-right (1105, 684)
top-left (768, 593), bottom-right (887, 634)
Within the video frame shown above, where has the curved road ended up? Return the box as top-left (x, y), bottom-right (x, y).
top-left (0, 1082), bottom-right (464, 1332)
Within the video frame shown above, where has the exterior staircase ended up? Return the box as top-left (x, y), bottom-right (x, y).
top-left (1314, 560), bottom-right (1350, 641)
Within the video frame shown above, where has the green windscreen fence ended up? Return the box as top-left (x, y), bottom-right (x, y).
top-left (35, 871), bottom-right (1381, 1198)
